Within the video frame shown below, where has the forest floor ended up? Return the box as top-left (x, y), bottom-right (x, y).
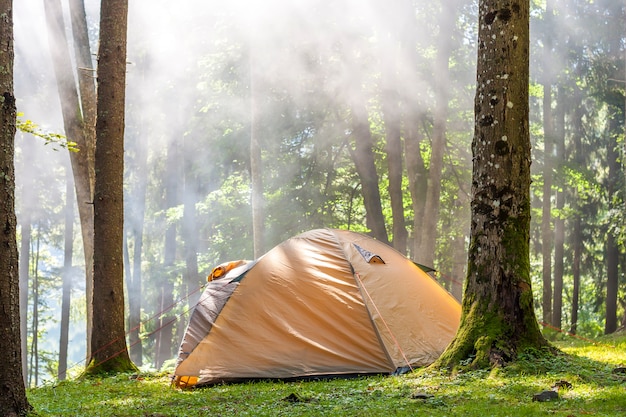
top-left (27, 332), bottom-right (625, 416)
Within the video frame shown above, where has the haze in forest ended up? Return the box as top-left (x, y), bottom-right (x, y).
top-left (12, 0), bottom-right (623, 385)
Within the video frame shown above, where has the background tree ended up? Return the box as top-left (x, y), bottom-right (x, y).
top-left (435, 0), bottom-right (550, 369)
top-left (44, 0), bottom-right (96, 358)
top-left (540, 0), bottom-right (555, 326)
top-left (58, 163), bottom-right (75, 380)
top-left (85, 0), bottom-right (136, 375)
top-left (0, 0), bottom-right (32, 413)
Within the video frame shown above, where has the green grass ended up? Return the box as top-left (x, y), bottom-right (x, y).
top-left (28, 333), bottom-right (626, 416)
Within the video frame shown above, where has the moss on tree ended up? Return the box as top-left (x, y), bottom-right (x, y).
top-left (431, 0), bottom-right (556, 372)
top-left (82, 354), bottom-right (138, 377)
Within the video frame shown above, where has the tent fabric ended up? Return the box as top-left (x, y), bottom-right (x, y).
top-left (173, 228), bottom-right (461, 387)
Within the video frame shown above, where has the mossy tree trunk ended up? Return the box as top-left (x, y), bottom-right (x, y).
top-left (84, 0), bottom-right (136, 376)
top-left (433, 0), bottom-right (551, 371)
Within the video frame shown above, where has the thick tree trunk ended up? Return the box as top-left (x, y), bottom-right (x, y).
top-left (434, 0), bottom-right (550, 370)
top-left (0, 1), bottom-right (32, 411)
top-left (85, 0), bottom-right (136, 375)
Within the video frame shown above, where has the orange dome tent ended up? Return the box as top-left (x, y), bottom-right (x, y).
top-left (173, 228), bottom-right (460, 387)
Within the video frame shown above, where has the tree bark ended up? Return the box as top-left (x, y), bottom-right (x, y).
top-left (434, 0), bottom-right (550, 370)
top-left (397, 0), bottom-right (428, 260)
top-left (378, 6), bottom-right (408, 254)
top-left (540, 0), bottom-right (555, 327)
top-left (569, 90), bottom-right (584, 335)
top-left (350, 100), bottom-right (389, 244)
top-left (85, 0), bottom-right (136, 375)
top-left (68, 0), bottom-right (97, 360)
top-left (18, 185), bottom-right (33, 384)
top-left (58, 163), bottom-right (75, 380)
top-left (382, 70), bottom-right (407, 254)
top-left (603, 0), bottom-right (623, 334)
top-left (419, 6), bottom-right (456, 268)
top-left (125, 152), bottom-right (146, 366)
top-left (405, 118), bottom-right (428, 259)
top-left (44, 0), bottom-right (96, 359)
top-left (0, 0), bottom-right (32, 412)
top-left (28, 238), bottom-right (40, 387)
top-left (250, 46), bottom-right (265, 258)
top-left (604, 113), bottom-right (620, 334)
top-left (182, 156), bottom-right (201, 309)
top-left (155, 142), bottom-right (179, 370)
top-left (552, 86), bottom-right (565, 330)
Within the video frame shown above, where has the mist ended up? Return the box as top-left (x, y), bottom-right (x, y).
top-left (12, 0), bottom-right (602, 385)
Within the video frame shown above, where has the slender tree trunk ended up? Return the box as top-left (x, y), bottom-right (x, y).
top-left (570, 91), bottom-right (584, 335)
top-left (18, 203), bottom-right (32, 385)
top-left (570, 216), bottom-right (581, 335)
top-left (44, 0), bottom-right (95, 359)
top-left (602, 0), bottom-right (623, 336)
top-left (86, 0), bottom-right (136, 375)
top-left (379, 24), bottom-right (408, 254)
top-left (58, 163), bottom-right (75, 380)
top-left (124, 126), bottom-right (147, 366)
top-left (419, 7), bottom-right (456, 267)
top-left (68, 0), bottom-right (97, 360)
top-left (250, 47), bottom-right (265, 258)
top-left (349, 100), bottom-right (389, 244)
top-left (552, 87), bottom-right (565, 330)
top-left (434, 0), bottom-right (550, 370)
top-left (155, 142), bottom-right (179, 369)
top-left (405, 114), bottom-right (428, 258)
top-left (382, 81), bottom-right (407, 253)
top-left (126, 174), bottom-right (146, 365)
top-left (182, 161), bottom-right (201, 309)
top-left (68, 0), bottom-right (97, 175)
top-left (540, 0), bottom-right (554, 326)
top-left (397, 0), bottom-right (428, 260)
top-left (604, 112), bottom-right (620, 334)
top-left (29, 235), bottom-right (40, 387)
top-left (0, 1), bottom-right (32, 411)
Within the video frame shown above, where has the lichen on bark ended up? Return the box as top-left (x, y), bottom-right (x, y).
top-left (431, 0), bottom-right (553, 372)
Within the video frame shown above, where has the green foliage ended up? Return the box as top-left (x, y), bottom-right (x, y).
top-left (16, 113), bottom-right (78, 152)
top-left (26, 335), bottom-right (626, 416)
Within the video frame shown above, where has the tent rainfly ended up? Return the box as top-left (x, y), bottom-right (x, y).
top-left (173, 228), bottom-right (461, 387)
